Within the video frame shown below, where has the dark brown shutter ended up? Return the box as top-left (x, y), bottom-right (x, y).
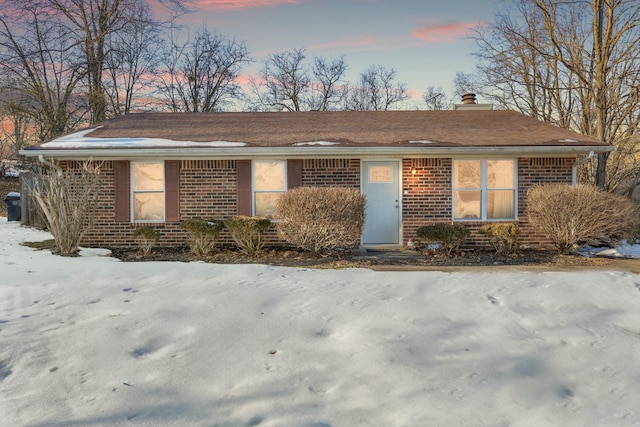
top-left (236, 160), bottom-right (252, 216)
top-left (165, 160), bottom-right (180, 222)
top-left (114, 160), bottom-right (130, 222)
top-left (287, 159), bottom-right (303, 189)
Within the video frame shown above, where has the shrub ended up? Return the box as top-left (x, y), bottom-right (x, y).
top-left (527, 183), bottom-right (639, 254)
top-left (181, 219), bottom-right (224, 257)
top-left (225, 216), bottom-right (271, 256)
top-left (416, 223), bottom-right (469, 254)
top-left (132, 227), bottom-right (160, 256)
top-left (275, 187), bottom-right (366, 254)
top-left (478, 223), bottom-right (520, 256)
top-left (25, 160), bottom-right (102, 256)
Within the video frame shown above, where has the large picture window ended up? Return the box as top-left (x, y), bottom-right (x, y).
top-left (132, 161), bottom-right (165, 221)
top-left (253, 160), bottom-right (286, 218)
top-left (453, 159), bottom-right (516, 220)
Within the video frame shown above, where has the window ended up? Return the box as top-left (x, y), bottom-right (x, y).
top-left (453, 159), bottom-right (516, 220)
top-left (368, 165), bottom-right (393, 183)
top-left (132, 161), bottom-right (165, 221)
top-left (253, 160), bottom-right (286, 218)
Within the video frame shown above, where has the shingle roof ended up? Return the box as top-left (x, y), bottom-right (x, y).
top-left (78, 110), bottom-right (606, 148)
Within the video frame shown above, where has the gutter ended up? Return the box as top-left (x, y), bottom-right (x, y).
top-left (572, 151), bottom-right (595, 184)
top-left (20, 145), bottom-right (614, 161)
top-left (37, 154), bottom-right (63, 175)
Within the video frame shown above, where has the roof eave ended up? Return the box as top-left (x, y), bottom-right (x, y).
top-left (19, 145), bottom-right (613, 160)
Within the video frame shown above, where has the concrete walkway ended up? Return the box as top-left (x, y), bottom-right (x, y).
top-left (353, 248), bottom-right (424, 263)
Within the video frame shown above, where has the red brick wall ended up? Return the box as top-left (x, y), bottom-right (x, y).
top-left (178, 159), bottom-right (238, 245)
top-left (401, 158), bottom-right (452, 242)
top-left (72, 158), bottom-right (361, 248)
top-left (66, 160), bottom-right (156, 248)
top-left (62, 156), bottom-right (575, 250)
top-left (301, 159), bottom-right (360, 187)
top-left (65, 160), bottom-right (238, 248)
top-left (516, 157), bottom-right (575, 248)
top-left (400, 157), bottom-right (576, 248)
top-left (261, 158), bottom-right (360, 244)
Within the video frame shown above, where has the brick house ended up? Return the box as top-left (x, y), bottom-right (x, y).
top-left (20, 107), bottom-right (611, 249)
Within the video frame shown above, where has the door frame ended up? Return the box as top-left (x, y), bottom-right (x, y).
top-left (360, 159), bottom-right (403, 247)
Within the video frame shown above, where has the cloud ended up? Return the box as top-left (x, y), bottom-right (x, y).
top-left (185, 0), bottom-right (301, 10)
top-left (310, 35), bottom-right (390, 53)
top-left (411, 22), bottom-right (476, 44)
top-left (236, 72), bottom-right (257, 86)
top-left (310, 22), bottom-right (477, 55)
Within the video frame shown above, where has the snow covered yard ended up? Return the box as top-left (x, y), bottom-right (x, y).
top-left (1, 220), bottom-right (640, 427)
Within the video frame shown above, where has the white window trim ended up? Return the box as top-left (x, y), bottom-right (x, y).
top-left (252, 159), bottom-right (287, 217)
top-left (452, 159), bottom-right (518, 221)
top-left (131, 161), bottom-right (165, 223)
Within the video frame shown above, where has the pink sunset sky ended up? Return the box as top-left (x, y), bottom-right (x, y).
top-left (176, 0), bottom-right (500, 103)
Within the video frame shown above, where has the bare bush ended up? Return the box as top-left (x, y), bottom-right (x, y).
top-left (224, 216), bottom-right (271, 256)
top-left (276, 187), bottom-right (366, 254)
top-left (26, 160), bottom-right (102, 256)
top-left (527, 184), bottom-right (639, 254)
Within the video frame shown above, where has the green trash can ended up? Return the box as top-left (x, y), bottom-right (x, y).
top-left (5, 192), bottom-right (21, 221)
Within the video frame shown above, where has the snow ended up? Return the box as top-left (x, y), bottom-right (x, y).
top-left (292, 141), bottom-right (340, 146)
top-left (579, 240), bottom-right (640, 258)
top-left (1, 159), bottom-right (19, 177)
top-left (41, 128), bottom-right (247, 148)
top-left (1, 219), bottom-right (640, 426)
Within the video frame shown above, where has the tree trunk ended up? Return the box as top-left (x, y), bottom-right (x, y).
top-left (596, 151), bottom-right (609, 189)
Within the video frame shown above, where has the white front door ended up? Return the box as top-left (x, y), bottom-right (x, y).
top-left (361, 161), bottom-right (401, 245)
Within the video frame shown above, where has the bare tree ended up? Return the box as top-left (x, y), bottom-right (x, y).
top-left (250, 47), bottom-right (311, 112)
top-left (309, 56), bottom-right (349, 111)
top-left (423, 86), bottom-right (449, 110)
top-left (158, 27), bottom-right (251, 112)
top-left (469, 0), bottom-right (640, 190)
top-left (104, 1), bottom-right (163, 116)
top-left (45, 0), bottom-right (133, 123)
top-left (156, 21), bottom-right (185, 113)
top-left (0, 101), bottom-right (36, 160)
top-left (46, 0), bottom-right (186, 123)
top-left (0, 1), bottom-right (86, 141)
top-left (453, 72), bottom-right (478, 101)
top-left (0, 0), bottom-right (186, 136)
top-left (250, 49), bottom-right (351, 112)
top-left (346, 65), bottom-right (409, 111)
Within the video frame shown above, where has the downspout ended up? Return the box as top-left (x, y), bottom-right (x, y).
top-left (572, 151), bottom-right (594, 184)
top-left (38, 154), bottom-right (62, 175)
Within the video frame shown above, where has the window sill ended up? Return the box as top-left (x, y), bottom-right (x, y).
top-left (453, 218), bottom-right (518, 222)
